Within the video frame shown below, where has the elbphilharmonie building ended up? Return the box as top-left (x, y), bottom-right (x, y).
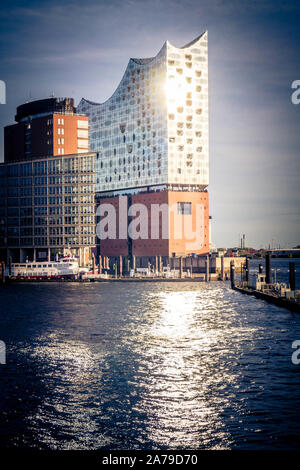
top-left (77, 32), bottom-right (210, 261)
top-left (78, 32), bottom-right (208, 193)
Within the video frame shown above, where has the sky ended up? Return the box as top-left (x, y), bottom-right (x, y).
top-left (0, 0), bottom-right (299, 249)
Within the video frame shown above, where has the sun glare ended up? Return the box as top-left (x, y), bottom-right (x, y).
top-left (164, 75), bottom-right (191, 110)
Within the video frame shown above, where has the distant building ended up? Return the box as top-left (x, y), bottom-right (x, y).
top-left (268, 249), bottom-right (300, 258)
top-left (4, 97), bottom-right (89, 163)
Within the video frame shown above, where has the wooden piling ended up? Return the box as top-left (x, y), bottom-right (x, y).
top-left (230, 261), bottom-right (235, 289)
top-left (289, 262), bottom-right (296, 291)
top-left (205, 255), bottom-right (209, 282)
top-left (266, 254), bottom-right (271, 284)
top-left (245, 258), bottom-right (250, 283)
top-left (119, 256), bottom-right (123, 277)
top-left (0, 262), bottom-right (5, 284)
top-left (220, 256), bottom-right (224, 280)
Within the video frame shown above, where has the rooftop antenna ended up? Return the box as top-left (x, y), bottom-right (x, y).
top-left (26, 90), bottom-right (32, 103)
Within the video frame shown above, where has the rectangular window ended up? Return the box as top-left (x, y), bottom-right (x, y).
top-left (77, 120), bottom-right (88, 129)
top-left (77, 139), bottom-right (89, 149)
top-left (77, 129), bottom-right (88, 138)
top-left (177, 202), bottom-right (192, 215)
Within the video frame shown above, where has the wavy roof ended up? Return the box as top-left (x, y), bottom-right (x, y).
top-left (131, 57), bottom-right (155, 65)
top-left (78, 32), bottom-right (206, 108)
top-left (180, 32), bottom-right (206, 49)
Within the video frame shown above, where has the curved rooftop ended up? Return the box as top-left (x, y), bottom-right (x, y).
top-left (78, 32), bottom-right (207, 109)
top-left (15, 97), bottom-right (75, 122)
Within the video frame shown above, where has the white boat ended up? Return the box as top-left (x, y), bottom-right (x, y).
top-left (5, 256), bottom-right (88, 279)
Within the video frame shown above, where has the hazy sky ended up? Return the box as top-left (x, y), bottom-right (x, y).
top-left (0, 0), bottom-right (299, 248)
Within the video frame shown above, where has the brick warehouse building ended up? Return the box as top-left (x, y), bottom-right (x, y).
top-left (78, 32), bottom-right (210, 268)
top-left (98, 191), bottom-right (209, 257)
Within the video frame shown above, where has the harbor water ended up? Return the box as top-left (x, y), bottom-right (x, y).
top-left (0, 259), bottom-right (300, 449)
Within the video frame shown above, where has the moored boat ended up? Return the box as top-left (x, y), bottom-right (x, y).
top-left (5, 256), bottom-right (88, 279)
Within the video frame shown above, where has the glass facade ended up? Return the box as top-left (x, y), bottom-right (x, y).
top-left (0, 153), bottom-right (96, 254)
top-left (77, 32), bottom-right (209, 193)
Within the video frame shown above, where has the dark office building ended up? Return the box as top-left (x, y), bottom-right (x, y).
top-left (0, 152), bottom-right (96, 265)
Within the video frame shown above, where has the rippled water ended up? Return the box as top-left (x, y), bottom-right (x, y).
top-left (0, 279), bottom-right (300, 449)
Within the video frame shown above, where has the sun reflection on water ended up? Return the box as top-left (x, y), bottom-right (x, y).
top-left (130, 288), bottom-right (238, 449)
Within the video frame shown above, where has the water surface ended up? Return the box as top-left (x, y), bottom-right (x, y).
top-left (0, 279), bottom-right (299, 449)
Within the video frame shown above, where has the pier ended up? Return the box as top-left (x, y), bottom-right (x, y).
top-left (0, 254), bottom-right (246, 284)
top-left (233, 285), bottom-right (300, 314)
top-left (231, 257), bottom-right (300, 313)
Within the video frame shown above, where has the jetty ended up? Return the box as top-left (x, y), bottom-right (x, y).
top-left (230, 255), bottom-right (300, 313)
